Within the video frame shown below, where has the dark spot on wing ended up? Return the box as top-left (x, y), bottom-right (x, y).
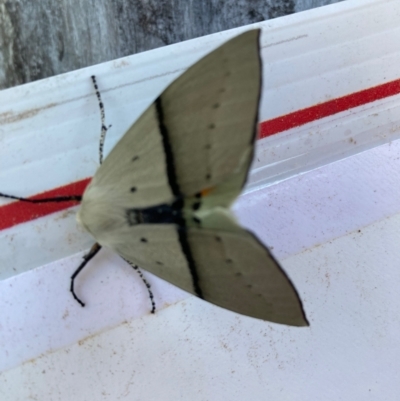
top-left (212, 103), bottom-right (220, 109)
top-left (156, 261), bottom-right (163, 265)
top-left (204, 144), bottom-right (211, 150)
top-left (141, 238), bottom-right (148, 243)
top-left (226, 258), bottom-right (233, 264)
top-left (215, 236), bottom-right (221, 242)
top-left (235, 272), bottom-right (242, 277)
top-left (192, 202), bottom-right (201, 211)
top-left (132, 156), bottom-right (139, 162)
top-left (193, 217), bottom-right (201, 224)
top-left (195, 192), bottom-right (201, 199)
top-left (208, 123), bottom-right (215, 129)
top-left (130, 187), bottom-right (137, 193)
top-left (206, 174), bottom-right (211, 180)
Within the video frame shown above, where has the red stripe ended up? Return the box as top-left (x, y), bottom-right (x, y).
top-left (259, 78), bottom-right (400, 138)
top-left (0, 178), bottom-right (90, 230)
top-left (2, 78), bottom-right (400, 231)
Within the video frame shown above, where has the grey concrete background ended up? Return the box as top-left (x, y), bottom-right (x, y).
top-left (0, 0), bottom-right (344, 90)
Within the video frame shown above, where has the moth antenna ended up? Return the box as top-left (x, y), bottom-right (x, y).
top-left (0, 192), bottom-right (82, 203)
top-left (124, 258), bottom-right (156, 314)
top-left (91, 75), bottom-right (111, 165)
top-left (0, 76), bottom-right (108, 203)
top-left (70, 243), bottom-right (102, 307)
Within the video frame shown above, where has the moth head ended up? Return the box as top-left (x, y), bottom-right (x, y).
top-left (76, 207), bottom-right (90, 233)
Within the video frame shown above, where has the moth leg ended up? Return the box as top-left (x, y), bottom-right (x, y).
top-left (123, 258), bottom-right (156, 314)
top-left (70, 242), bottom-right (102, 307)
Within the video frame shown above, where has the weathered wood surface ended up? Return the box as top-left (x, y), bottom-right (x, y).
top-left (0, 0), bottom-right (343, 89)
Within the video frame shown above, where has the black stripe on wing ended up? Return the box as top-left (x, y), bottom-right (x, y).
top-left (154, 96), bottom-right (204, 299)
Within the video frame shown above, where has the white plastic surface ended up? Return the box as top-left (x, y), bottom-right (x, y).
top-left (1, 0), bottom-right (400, 400)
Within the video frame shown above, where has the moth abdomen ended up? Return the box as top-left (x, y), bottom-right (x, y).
top-left (126, 202), bottom-right (185, 226)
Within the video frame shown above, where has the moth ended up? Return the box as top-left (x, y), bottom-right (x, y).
top-left (2, 30), bottom-right (308, 326)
